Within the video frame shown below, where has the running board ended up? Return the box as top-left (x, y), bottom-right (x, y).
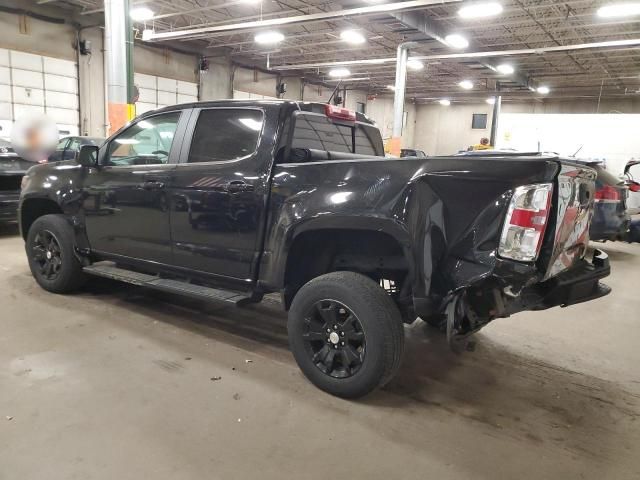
top-left (83, 263), bottom-right (256, 306)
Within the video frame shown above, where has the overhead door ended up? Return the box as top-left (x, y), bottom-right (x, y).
top-left (134, 73), bottom-right (198, 115)
top-left (0, 49), bottom-right (79, 140)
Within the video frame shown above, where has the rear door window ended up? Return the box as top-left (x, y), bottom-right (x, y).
top-left (188, 109), bottom-right (263, 163)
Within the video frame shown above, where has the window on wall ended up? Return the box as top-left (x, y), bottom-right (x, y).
top-left (188, 109), bottom-right (264, 163)
top-left (472, 113), bottom-right (488, 129)
top-left (356, 102), bottom-right (366, 114)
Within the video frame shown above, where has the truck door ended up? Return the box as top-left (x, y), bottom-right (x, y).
top-left (168, 106), bottom-right (275, 282)
top-left (82, 110), bottom-right (186, 264)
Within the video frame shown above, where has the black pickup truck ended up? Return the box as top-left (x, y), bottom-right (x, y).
top-left (19, 100), bottom-right (611, 398)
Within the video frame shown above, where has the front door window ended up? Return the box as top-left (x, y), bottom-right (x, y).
top-left (104, 112), bottom-right (181, 166)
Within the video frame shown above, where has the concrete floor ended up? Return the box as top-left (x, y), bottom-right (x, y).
top-left (1, 222), bottom-right (639, 480)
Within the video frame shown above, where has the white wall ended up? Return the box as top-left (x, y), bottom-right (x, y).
top-left (414, 102), bottom-right (494, 155)
top-left (497, 113), bottom-right (640, 175)
top-left (413, 98), bottom-right (640, 156)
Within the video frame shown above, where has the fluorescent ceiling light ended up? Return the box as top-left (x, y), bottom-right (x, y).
top-left (537, 86), bottom-right (550, 94)
top-left (597, 3), bottom-right (640, 17)
top-left (328, 67), bottom-right (351, 78)
top-left (496, 63), bottom-right (514, 75)
top-left (340, 30), bottom-right (366, 44)
top-left (254, 31), bottom-right (285, 44)
top-left (141, 29), bottom-right (154, 41)
top-left (445, 34), bottom-right (469, 49)
top-left (386, 85), bottom-right (396, 91)
top-left (486, 97), bottom-right (496, 105)
top-left (458, 2), bottom-right (504, 19)
top-left (407, 59), bottom-right (424, 70)
top-left (439, 99), bottom-right (451, 106)
top-left (130, 7), bottom-right (154, 21)
top-left (459, 80), bottom-right (474, 90)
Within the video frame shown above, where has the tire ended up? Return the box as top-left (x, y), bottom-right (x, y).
top-left (288, 271), bottom-right (404, 398)
top-left (25, 214), bottom-right (87, 294)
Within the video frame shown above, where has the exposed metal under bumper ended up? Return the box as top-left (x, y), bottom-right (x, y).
top-left (505, 249), bottom-right (611, 315)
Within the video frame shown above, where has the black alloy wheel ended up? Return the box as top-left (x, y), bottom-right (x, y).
top-left (26, 214), bottom-right (87, 293)
top-left (288, 271), bottom-right (404, 398)
top-left (303, 300), bottom-right (366, 379)
top-left (31, 230), bottom-right (63, 280)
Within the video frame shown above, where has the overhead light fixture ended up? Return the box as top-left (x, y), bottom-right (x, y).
top-left (254, 31), bottom-right (285, 44)
top-left (386, 85), bottom-right (396, 91)
top-left (486, 97), bottom-right (496, 105)
top-left (407, 59), bottom-right (424, 70)
top-left (130, 6), bottom-right (154, 21)
top-left (458, 2), bottom-right (504, 19)
top-left (328, 67), bottom-right (351, 78)
top-left (597, 3), bottom-right (640, 17)
top-left (445, 34), bottom-right (469, 49)
top-left (340, 29), bottom-right (366, 44)
top-left (496, 63), bottom-right (515, 75)
top-left (141, 29), bottom-right (154, 41)
top-left (459, 80), bottom-right (474, 90)
top-left (439, 99), bottom-right (451, 106)
top-left (537, 86), bottom-right (550, 94)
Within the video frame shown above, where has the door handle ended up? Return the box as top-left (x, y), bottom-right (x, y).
top-left (139, 180), bottom-right (166, 190)
top-left (226, 181), bottom-right (254, 193)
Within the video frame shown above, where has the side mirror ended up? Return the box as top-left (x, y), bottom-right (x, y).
top-left (78, 144), bottom-right (99, 167)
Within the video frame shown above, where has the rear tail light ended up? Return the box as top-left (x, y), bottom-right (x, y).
top-left (594, 184), bottom-right (621, 202)
top-left (499, 183), bottom-right (553, 262)
top-left (324, 104), bottom-right (356, 122)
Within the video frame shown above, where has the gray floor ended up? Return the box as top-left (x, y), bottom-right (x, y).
top-left (1, 222), bottom-right (639, 480)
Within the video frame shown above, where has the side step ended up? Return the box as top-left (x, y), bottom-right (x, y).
top-left (83, 263), bottom-right (256, 306)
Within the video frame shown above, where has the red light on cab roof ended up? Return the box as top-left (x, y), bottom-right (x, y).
top-left (324, 104), bottom-right (356, 122)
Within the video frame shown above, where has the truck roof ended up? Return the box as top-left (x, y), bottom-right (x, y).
top-left (143, 99), bottom-right (376, 125)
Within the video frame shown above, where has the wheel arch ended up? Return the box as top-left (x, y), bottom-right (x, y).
top-left (280, 222), bottom-right (413, 310)
top-left (19, 196), bottom-right (64, 240)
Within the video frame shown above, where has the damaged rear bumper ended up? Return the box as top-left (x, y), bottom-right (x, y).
top-left (504, 249), bottom-right (611, 315)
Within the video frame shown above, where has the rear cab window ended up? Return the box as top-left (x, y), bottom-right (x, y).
top-left (289, 109), bottom-right (384, 158)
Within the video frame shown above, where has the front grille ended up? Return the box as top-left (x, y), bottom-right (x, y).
top-left (0, 175), bottom-right (22, 192)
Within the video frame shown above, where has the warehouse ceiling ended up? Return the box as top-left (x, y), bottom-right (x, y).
top-left (33, 0), bottom-right (640, 102)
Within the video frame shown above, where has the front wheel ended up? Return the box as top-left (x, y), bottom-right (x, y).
top-left (288, 271), bottom-right (404, 398)
top-left (25, 214), bottom-right (87, 293)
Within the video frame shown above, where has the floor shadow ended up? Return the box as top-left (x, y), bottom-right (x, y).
top-left (14, 274), bottom-right (640, 467)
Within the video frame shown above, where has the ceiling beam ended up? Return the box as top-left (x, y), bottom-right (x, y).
top-left (389, 10), bottom-right (534, 89)
top-left (144, 0), bottom-right (464, 41)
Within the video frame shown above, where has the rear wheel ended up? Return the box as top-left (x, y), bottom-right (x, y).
top-left (288, 271), bottom-right (404, 398)
top-left (25, 214), bottom-right (87, 293)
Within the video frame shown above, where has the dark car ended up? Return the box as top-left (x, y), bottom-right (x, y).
top-left (0, 139), bottom-right (37, 223)
top-left (48, 136), bottom-right (104, 162)
top-left (400, 148), bottom-right (427, 158)
top-left (18, 100), bottom-right (610, 398)
top-left (584, 162), bottom-right (630, 241)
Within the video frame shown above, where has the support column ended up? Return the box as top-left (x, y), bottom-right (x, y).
top-left (104, 0), bottom-right (135, 135)
top-left (489, 94), bottom-right (502, 148)
top-left (390, 42), bottom-right (416, 157)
